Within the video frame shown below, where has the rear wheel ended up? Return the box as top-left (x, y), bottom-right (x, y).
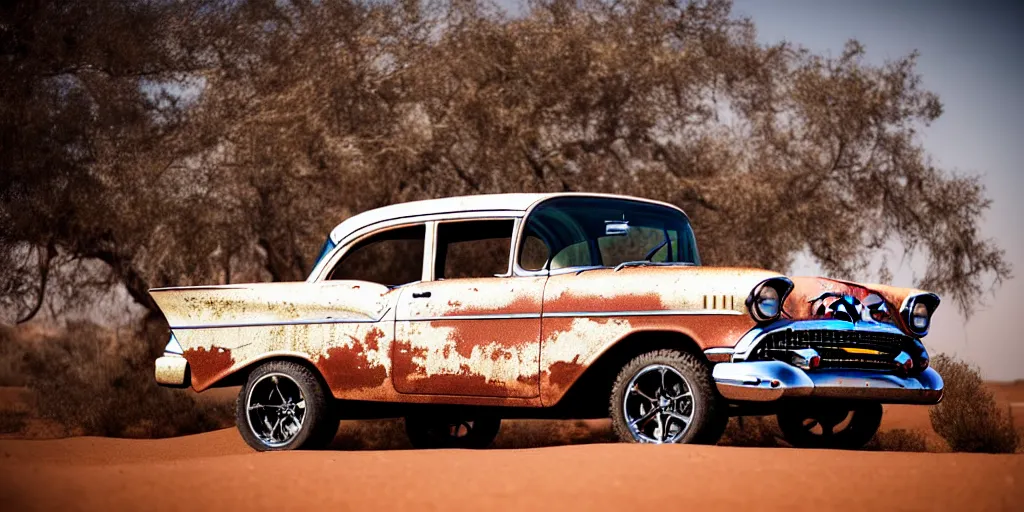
top-left (777, 402), bottom-right (882, 450)
top-left (236, 360), bottom-right (338, 451)
top-left (405, 415), bottom-right (501, 449)
top-left (610, 349), bottom-right (723, 444)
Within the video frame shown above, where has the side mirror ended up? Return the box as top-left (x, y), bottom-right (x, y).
top-left (605, 220), bottom-right (630, 236)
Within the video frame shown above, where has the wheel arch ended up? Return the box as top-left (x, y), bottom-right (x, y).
top-left (204, 352), bottom-right (328, 390)
top-left (552, 329), bottom-right (710, 416)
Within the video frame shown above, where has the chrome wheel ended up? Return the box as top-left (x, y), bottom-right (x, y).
top-left (623, 364), bottom-right (695, 443)
top-left (246, 372), bottom-right (307, 448)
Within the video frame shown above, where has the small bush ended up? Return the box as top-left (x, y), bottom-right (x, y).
top-left (929, 354), bottom-right (1019, 453)
top-left (866, 429), bottom-right (930, 452)
top-left (20, 320), bottom-right (233, 438)
top-left (719, 416), bottom-right (782, 447)
top-left (0, 325), bottom-right (29, 386)
top-left (0, 411), bottom-right (28, 434)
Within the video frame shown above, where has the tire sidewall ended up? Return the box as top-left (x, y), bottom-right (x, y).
top-left (236, 361), bottom-right (331, 451)
top-left (777, 402), bottom-right (883, 449)
top-left (610, 349), bottom-right (718, 445)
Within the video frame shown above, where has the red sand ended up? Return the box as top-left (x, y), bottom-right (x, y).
top-left (0, 429), bottom-right (1020, 512)
top-left (1, 382), bottom-right (1022, 511)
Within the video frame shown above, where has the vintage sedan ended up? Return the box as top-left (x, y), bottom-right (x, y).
top-left (151, 193), bottom-right (943, 451)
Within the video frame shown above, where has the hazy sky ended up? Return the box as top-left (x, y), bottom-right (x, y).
top-left (728, 0), bottom-right (1024, 379)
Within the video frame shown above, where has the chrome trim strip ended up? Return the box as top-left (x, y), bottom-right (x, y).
top-left (399, 313), bottom-right (542, 322)
top-left (170, 316), bottom-right (381, 330)
top-left (401, 309), bottom-right (744, 322)
top-left (543, 309), bottom-right (743, 318)
top-left (174, 308), bottom-right (744, 328)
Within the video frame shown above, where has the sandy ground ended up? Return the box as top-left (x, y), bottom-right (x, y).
top-left (1, 383), bottom-right (1022, 511)
top-left (0, 429), bottom-right (1021, 512)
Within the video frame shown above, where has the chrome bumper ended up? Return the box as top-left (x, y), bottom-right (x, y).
top-left (155, 355), bottom-right (190, 388)
top-left (712, 361), bottom-right (943, 404)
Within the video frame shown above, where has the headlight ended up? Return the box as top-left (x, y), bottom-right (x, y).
top-left (911, 302), bottom-right (930, 331)
top-left (756, 286), bottom-right (780, 318)
top-left (900, 293), bottom-right (940, 336)
top-left (746, 277), bottom-right (794, 323)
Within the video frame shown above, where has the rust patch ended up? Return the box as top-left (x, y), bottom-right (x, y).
top-left (393, 319), bottom-right (540, 398)
top-left (546, 357), bottom-right (582, 390)
top-left (317, 345), bottom-right (388, 390)
top-left (184, 347), bottom-right (235, 390)
top-left (363, 326), bottom-right (385, 351)
top-left (446, 294), bottom-right (540, 316)
top-left (545, 289), bottom-right (666, 314)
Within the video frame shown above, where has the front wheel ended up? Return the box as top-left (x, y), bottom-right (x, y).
top-left (610, 349), bottom-right (723, 444)
top-left (405, 415), bottom-right (501, 449)
top-left (777, 402), bottom-right (882, 450)
top-left (236, 360), bottom-right (339, 451)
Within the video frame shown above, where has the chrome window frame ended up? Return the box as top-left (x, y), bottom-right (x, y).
top-left (431, 216), bottom-right (520, 281)
top-left (310, 211), bottom-right (524, 283)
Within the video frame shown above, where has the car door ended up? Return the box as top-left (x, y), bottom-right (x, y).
top-left (392, 218), bottom-right (544, 398)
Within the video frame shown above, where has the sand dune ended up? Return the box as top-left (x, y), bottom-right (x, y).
top-left (0, 427), bottom-right (1021, 512)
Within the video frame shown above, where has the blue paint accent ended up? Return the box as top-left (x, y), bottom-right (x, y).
top-left (313, 237), bottom-right (336, 267)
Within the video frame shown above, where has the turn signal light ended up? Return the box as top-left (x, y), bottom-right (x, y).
top-left (895, 351), bottom-right (914, 374)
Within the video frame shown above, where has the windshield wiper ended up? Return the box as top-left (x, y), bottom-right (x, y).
top-left (613, 261), bottom-right (695, 272)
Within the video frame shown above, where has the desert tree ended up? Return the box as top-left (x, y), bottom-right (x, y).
top-left (0, 0), bottom-right (1010, 327)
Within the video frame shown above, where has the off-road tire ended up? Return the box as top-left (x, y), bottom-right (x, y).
top-left (777, 402), bottom-right (883, 450)
top-left (610, 349), bottom-right (723, 444)
top-left (236, 360), bottom-right (338, 451)
top-left (405, 415), bottom-right (501, 449)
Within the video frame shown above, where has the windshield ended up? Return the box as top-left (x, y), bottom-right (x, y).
top-left (518, 197), bottom-right (700, 271)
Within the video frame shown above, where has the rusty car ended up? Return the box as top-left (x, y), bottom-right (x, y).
top-left (151, 193), bottom-right (943, 451)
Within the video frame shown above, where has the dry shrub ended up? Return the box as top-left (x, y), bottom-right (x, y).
top-left (719, 416), bottom-right (782, 448)
top-left (0, 411), bottom-right (28, 434)
top-left (866, 429), bottom-right (930, 453)
top-left (19, 321), bottom-right (233, 438)
top-left (929, 354), bottom-right (1019, 453)
top-left (0, 325), bottom-right (29, 386)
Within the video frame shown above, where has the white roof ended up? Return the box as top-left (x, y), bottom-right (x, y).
top-left (327, 192), bottom-right (687, 245)
top-left (328, 193), bottom-right (557, 243)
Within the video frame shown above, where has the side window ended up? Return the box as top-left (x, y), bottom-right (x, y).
top-left (328, 224), bottom-right (425, 286)
top-left (435, 219), bottom-right (514, 279)
top-left (519, 232), bottom-right (550, 271)
top-left (551, 240), bottom-right (590, 269)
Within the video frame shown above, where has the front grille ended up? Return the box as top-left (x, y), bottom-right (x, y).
top-left (750, 329), bottom-right (911, 371)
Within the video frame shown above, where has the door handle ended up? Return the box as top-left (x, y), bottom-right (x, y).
top-left (412, 291), bottom-right (431, 299)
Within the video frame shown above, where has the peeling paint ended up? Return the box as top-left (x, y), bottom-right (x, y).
top-left (157, 258), bottom-right (932, 409)
top-left (183, 347), bottom-right (234, 389)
